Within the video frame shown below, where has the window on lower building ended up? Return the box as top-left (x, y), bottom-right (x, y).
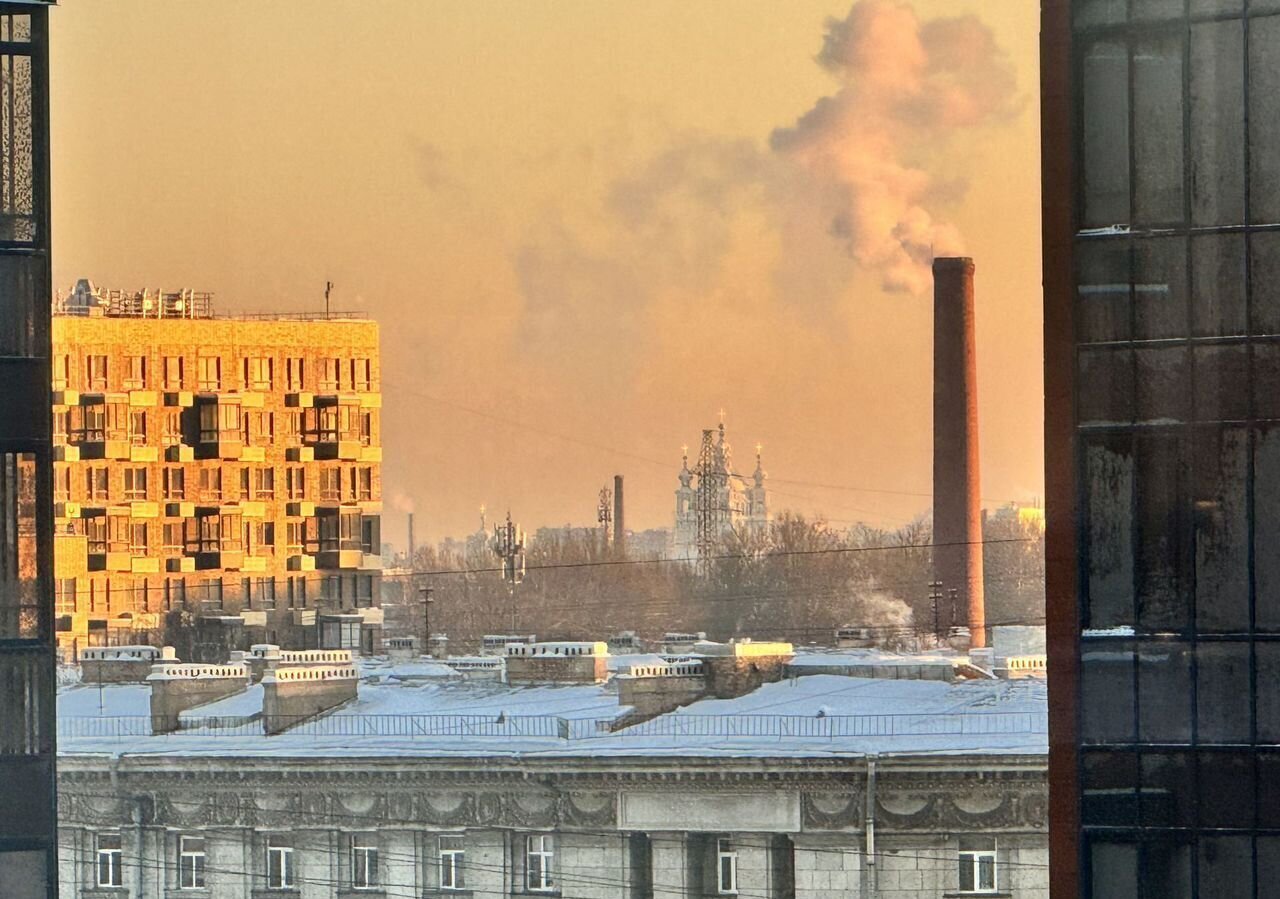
top-left (125, 354), bottom-right (146, 389)
top-left (128, 409), bottom-right (146, 444)
top-left (54, 464), bottom-right (69, 501)
top-left (87, 353), bottom-right (108, 391)
top-left (54, 579), bottom-right (76, 616)
top-left (86, 466), bottom-right (108, 501)
top-left (96, 833), bottom-right (122, 887)
top-left (123, 467), bottom-right (147, 500)
top-left (266, 838), bottom-right (294, 889)
top-left (716, 838), bottom-right (738, 895)
top-left (958, 837), bottom-right (997, 894)
top-left (439, 835), bottom-right (465, 890)
top-left (526, 834), bottom-right (555, 892)
top-left (197, 356), bottom-right (220, 392)
top-left (351, 834), bottom-right (378, 889)
top-left (163, 467), bottom-right (185, 500)
top-left (163, 355), bottom-right (183, 390)
top-left (286, 356), bottom-right (305, 392)
top-left (162, 410), bottom-right (182, 447)
top-left (178, 835), bottom-right (205, 889)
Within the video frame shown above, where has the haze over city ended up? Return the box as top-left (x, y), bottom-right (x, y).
top-left (48, 0), bottom-right (1042, 545)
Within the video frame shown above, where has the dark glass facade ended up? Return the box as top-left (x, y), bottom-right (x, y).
top-left (0, 3), bottom-right (55, 899)
top-left (1046, 1), bottom-right (1280, 897)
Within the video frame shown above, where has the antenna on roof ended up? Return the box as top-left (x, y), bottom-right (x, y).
top-left (325, 280), bottom-right (333, 319)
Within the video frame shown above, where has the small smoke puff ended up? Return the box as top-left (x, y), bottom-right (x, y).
top-left (771, 0), bottom-right (1019, 294)
top-left (390, 491), bottom-right (416, 515)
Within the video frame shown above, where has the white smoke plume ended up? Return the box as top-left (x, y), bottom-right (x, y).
top-left (770, 0), bottom-right (1020, 294)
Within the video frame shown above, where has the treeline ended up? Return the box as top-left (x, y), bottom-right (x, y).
top-left (392, 512), bottom-right (1045, 653)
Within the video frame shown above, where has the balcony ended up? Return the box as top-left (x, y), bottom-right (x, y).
top-left (54, 501), bottom-right (81, 519)
top-left (164, 501), bottom-right (194, 518)
top-left (286, 501), bottom-right (315, 517)
top-left (285, 446), bottom-right (314, 462)
top-left (241, 555), bottom-right (268, 573)
top-left (359, 392), bottom-right (382, 409)
top-left (358, 500), bottom-right (383, 514)
top-left (239, 501), bottom-right (266, 518)
top-left (193, 550), bottom-right (245, 571)
top-left (54, 534), bottom-right (87, 578)
top-left (240, 446), bottom-right (266, 463)
top-left (162, 390), bottom-right (194, 407)
top-left (196, 435), bottom-right (243, 461)
top-left (51, 389), bottom-right (79, 406)
top-left (129, 445), bottom-right (159, 463)
top-left (130, 556), bottom-right (160, 574)
top-left (166, 557), bottom-right (195, 573)
top-left (53, 444), bottom-right (80, 462)
top-left (285, 391), bottom-right (314, 408)
top-left (360, 446), bottom-right (382, 463)
top-left (128, 501), bottom-right (159, 519)
top-left (312, 439), bottom-right (363, 461)
top-left (128, 390), bottom-right (158, 407)
top-left (315, 549), bottom-right (365, 570)
top-left (287, 554), bottom-right (316, 571)
top-left (165, 444), bottom-right (194, 462)
top-left (237, 392), bottom-right (265, 408)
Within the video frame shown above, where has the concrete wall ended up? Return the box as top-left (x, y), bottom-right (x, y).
top-left (505, 655), bottom-right (609, 685)
top-left (703, 652), bottom-right (792, 698)
top-left (616, 674), bottom-right (706, 720)
top-left (148, 670), bottom-right (249, 733)
top-left (81, 657), bottom-right (156, 684)
top-left (261, 672), bottom-right (357, 734)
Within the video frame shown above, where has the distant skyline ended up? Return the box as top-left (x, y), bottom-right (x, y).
top-left (49, 0), bottom-right (1041, 545)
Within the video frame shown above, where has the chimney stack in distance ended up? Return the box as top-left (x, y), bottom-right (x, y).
top-left (407, 512), bottom-right (415, 568)
top-left (613, 475), bottom-right (625, 555)
top-left (932, 257), bottom-right (986, 648)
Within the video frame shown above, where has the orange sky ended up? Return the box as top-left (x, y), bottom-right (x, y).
top-left (48, 1), bottom-right (1042, 546)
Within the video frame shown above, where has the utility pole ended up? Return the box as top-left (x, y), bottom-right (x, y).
top-left (420, 585), bottom-right (434, 656)
top-left (928, 580), bottom-right (943, 644)
top-left (491, 512), bottom-right (526, 632)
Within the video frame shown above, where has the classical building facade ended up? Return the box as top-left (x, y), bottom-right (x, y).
top-left (57, 752), bottom-right (1047, 899)
top-left (51, 281), bottom-right (384, 659)
top-left (673, 422), bottom-right (768, 562)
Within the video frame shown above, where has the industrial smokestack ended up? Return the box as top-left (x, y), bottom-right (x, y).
top-left (613, 475), bottom-right (625, 555)
top-left (932, 257), bottom-right (985, 648)
top-left (407, 512), bottom-right (415, 568)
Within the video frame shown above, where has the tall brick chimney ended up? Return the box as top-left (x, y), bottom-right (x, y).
top-left (932, 257), bottom-right (986, 648)
top-left (613, 475), bottom-right (625, 554)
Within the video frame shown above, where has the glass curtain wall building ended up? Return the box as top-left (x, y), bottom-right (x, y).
top-left (1045, 1), bottom-right (1280, 896)
top-left (0, 3), bottom-right (55, 899)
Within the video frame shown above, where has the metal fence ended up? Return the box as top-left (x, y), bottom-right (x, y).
top-left (57, 711), bottom-right (1045, 742)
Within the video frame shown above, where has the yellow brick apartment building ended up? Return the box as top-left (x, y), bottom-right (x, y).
top-left (51, 284), bottom-right (383, 661)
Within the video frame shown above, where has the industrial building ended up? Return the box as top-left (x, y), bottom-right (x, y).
top-left (50, 280), bottom-right (384, 660)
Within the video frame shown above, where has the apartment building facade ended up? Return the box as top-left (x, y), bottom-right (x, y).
top-left (51, 287), bottom-right (384, 659)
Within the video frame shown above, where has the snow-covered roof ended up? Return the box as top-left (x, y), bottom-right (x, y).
top-left (54, 655), bottom-right (1047, 761)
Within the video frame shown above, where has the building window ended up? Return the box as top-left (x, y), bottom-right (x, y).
top-left (252, 466), bottom-right (275, 499)
top-left (283, 410), bottom-right (302, 446)
top-left (96, 833), bottom-right (123, 887)
top-left (286, 466), bottom-right (305, 500)
top-left (80, 401), bottom-right (106, 443)
top-left (525, 834), bottom-right (555, 893)
top-left (439, 835), bottom-right (465, 890)
top-left (353, 358), bottom-right (371, 391)
top-left (54, 465), bottom-right (70, 501)
top-left (54, 578), bottom-right (76, 615)
top-left (86, 466), bottom-right (108, 501)
top-left (53, 353), bottom-right (69, 390)
top-left (163, 467), bottom-right (185, 500)
top-left (105, 402), bottom-right (130, 442)
top-left (197, 514), bottom-right (221, 553)
top-left (87, 353), bottom-right (108, 391)
top-left (266, 838), bottom-right (294, 889)
top-left (162, 522), bottom-right (184, 554)
top-left (129, 522), bottom-right (148, 555)
top-left (128, 409), bottom-right (146, 444)
top-left (244, 356), bottom-right (272, 391)
top-left (201, 579), bottom-right (223, 611)
top-left (357, 467), bottom-right (373, 502)
top-left (86, 515), bottom-right (107, 555)
top-left (198, 467), bottom-right (222, 502)
top-left (243, 410), bottom-right (274, 446)
top-left (958, 837), bottom-right (997, 894)
top-left (359, 410), bottom-right (373, 446)
top-left (286, 357), bottom-right (305, 391)
top-left (286, 522), bottom-right (304, 556)
top-left (351, 834), bottom-right (377, 889)
top-left (320, 468), bottom-right (340, 502)
top-left (123, 467), bottom-right (147, 500)
top-left (716, 838), bottom-right (738, 895)
top-left (161, 409), bottom-right (182, 447)
top-left (163, 355), bottom-right (184, 390)
top-left (125, 354), bottom-right (146, 389)
top-left (197, 356), bottom-right (221, 391)
top-left (356, 575), bottom-right (374, 608)
top-left (320, 357), bottom-right (341, 392)
top-left (178, 835), bottom-right (205, 889)
top-left (53, 408), bottom-right (68, 443)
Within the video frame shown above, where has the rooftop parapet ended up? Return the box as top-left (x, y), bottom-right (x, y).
top-left (261, 665), bottom-right (358, 684)
top-left (262, 664), bottom-right (359, 734)
top-left (81, 645), bottom-right (165, 685)
top-left (694, 638), bottom-right (794, 658)
top-left (147, 662), bottom-right (251, 734)
top-left (504, 641), bottom-right (609, 658)
top-left (616, 660), bottom-right (706, 679)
